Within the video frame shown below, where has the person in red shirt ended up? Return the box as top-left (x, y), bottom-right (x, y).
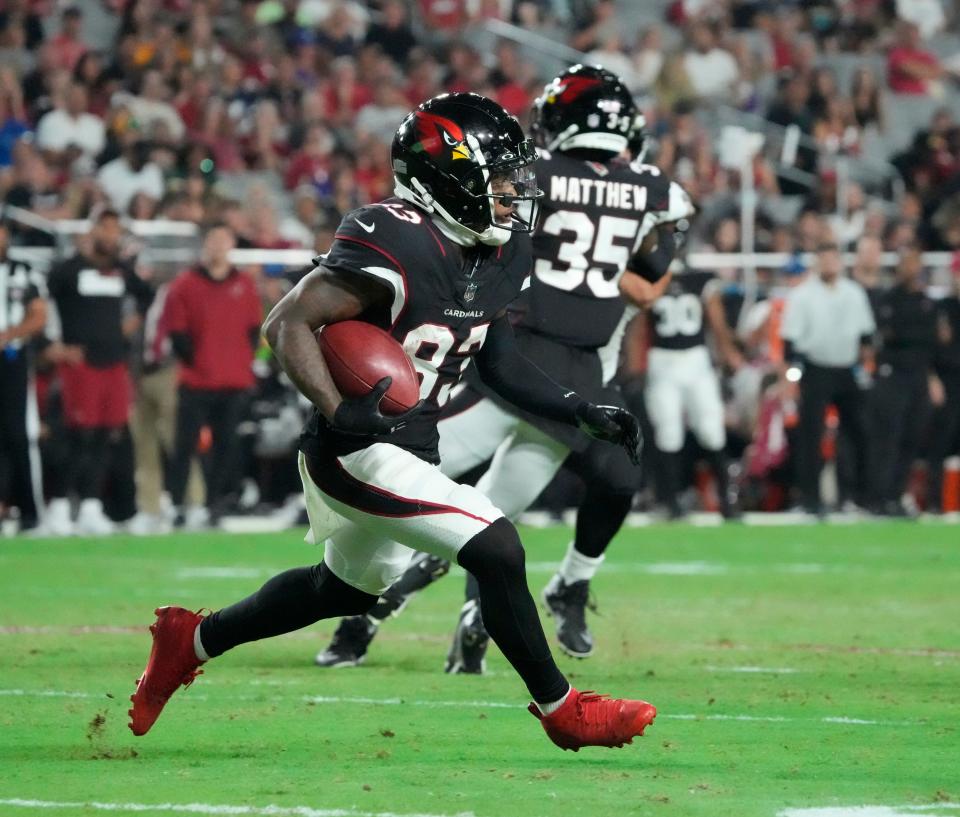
top-left (888, 21), bottom-right (943, 95)
top-left (49, 6), bottom-right (88, 72)
top-left (163, 223), bottom-right (262, 525)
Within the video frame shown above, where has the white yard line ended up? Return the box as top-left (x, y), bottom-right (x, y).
top-left (0, 799), bottom-right (475, 817)
top-left (705, 666), bottom-right (801, 674)
top-left (0, 687), bottom-right (915, 727)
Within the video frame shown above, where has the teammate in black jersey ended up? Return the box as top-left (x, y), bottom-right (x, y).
top-left (128, 92), bottom-right (656, 752)
top-left (641, 217), bottom-right (744, 519)
top-left (317, 65), bottom-right (683, 668)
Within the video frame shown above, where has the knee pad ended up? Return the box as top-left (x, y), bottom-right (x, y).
top-left (457, 517), bottom-right (525, 580)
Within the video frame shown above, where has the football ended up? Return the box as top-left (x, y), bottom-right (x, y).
top-left (317, 320), bottom-right (420, 415)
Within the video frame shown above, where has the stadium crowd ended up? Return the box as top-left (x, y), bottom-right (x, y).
top-left (1, 0), bottom-right (960, 535)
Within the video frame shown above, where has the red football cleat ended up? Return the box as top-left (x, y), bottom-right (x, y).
top-left (128, 606), bottom-right (205, 736)
top-left (528, 687), bottom-right (656, 751)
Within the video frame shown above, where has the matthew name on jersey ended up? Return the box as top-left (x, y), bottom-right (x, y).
top-left (549, 175), bottom-right (655, 211)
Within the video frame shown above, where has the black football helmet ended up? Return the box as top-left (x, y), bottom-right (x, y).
top-left (392, 93), bottom-right (542, 246)
top-left (531, 64), bottom-right (637, 156)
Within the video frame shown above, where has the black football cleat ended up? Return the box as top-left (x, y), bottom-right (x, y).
top-left (315, 616), bottom-right (377, 668)
top-left (445, 599), bottom-right (489, 674)
top-left (542, 575), bottom-right (594, 658)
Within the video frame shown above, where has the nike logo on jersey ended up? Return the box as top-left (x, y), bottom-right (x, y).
top-left (355, 218), bottom-right (376, 233)
top-left (563, 391), bottom-right (575, 398)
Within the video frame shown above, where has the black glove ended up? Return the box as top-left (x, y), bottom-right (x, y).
top-left (331, 377), bottom-right (423, 436)
top-left (575, 402), bottom-right (643, 466)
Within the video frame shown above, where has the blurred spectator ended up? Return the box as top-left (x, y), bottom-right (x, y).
top-left (284, 121), bottom-right (334, 192)
top-left (163, 223), bottom-right (262, 524)
top-left (315, 2), bottom-right (361, 59)
top-left (895, 0), bottom-right (945, 40)
top-left (0, 68), bottom-right (28, 167)
top-left (324, 57), bottom-right (373, 128)
top-left (418, 0), bottom-right (468, 37)
top-left (97, 138), bottom-right (165, 214)
top-left (570, 0), bottom-right (618, 52)
top-left (682, 22), bottom-right (740, 101)
top-left (927, 260), bottom-right (960, 512)
top-left (114, 70), bottom-right (186, 142)
top-left (869, 244), bottom-right (939, 515)
top-left (128, 280), bottom-right (205, 535)
top-left (780, 231), bottom-right (875, 513)
top-left (0, 2), bottom-right (44, 52)
top-left (887, 22), bottom-right (943, 95)
top-left (850, 67), bottom-right (884, 132)
top-left (48, 6), bottom-right (87, 72)
top-left (0, 14), bottom-right (34, 77)
top-left (35, 82), bottom-right (105, 170)
top-left (633, 26), bottom-right (664, 92)
top-left (354, 80), bottom-right (410, 145)
top-left (365, 0), bottom-right (418, 66)
top-left (44, 209), bottom-right (153, 536)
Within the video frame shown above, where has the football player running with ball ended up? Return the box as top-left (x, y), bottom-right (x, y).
top-left (128, 92), bottom-right (654, 751)
top-left (317, 65), bottom-right (686, 671)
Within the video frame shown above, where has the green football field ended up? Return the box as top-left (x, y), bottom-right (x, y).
top-left (1, 523), bottom-right (958, 817)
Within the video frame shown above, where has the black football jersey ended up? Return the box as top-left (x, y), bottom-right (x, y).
top-left (300, 197), bottom-right (532, 463)
top-left (648, 266), bottom-right (715, 350)
top-left (515, 150), bottom-right (671, 348)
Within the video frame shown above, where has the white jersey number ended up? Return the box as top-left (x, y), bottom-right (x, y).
top-left (652, 294), bottom-right (703, 337)
top-left (534, 211), bottom-right (642, 298)
top-left (401, 323), bottom-right (489, 407)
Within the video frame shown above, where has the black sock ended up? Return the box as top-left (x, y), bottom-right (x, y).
top-left (70, 428), bottom-right (109, 500)
top-left (705, 449), bottom-right (732, 512)
top-left (369, 553), bottom-right (451, 622)
top-left (199, 563), bottom-right (377, 658)
top-left (457, 519), bottom-right (568, 704)
top-left (464, 570), bottom-right (480, 603)
top-left (658, 450), bottom-right (682, 513)
top-left (573, 487), bottom-right (633, 559)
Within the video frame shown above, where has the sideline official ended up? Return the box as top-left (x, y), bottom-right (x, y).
top-left (0, 220), bottom-right (47, 531)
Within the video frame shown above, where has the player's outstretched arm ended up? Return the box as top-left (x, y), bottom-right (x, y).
top-left (262, 265), bottom-right (389, 422)
top-left (474, 314), bottom-right (642, 463)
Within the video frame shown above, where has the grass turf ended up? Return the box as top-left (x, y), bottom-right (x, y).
top-left (0, 523), bottom-right (957, 817)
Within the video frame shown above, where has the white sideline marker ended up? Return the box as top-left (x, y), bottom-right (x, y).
top-left (0, 799), bottom-right (475, 817)
top-left (778, 805), bottom-right (960, 817)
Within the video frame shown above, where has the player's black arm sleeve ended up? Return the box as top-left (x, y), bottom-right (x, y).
top-left (629, 226), bottom-right (676, 283)
top-left (474, 314), bottom-right (581, 424)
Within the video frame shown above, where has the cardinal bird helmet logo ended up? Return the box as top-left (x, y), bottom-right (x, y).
top-left (545, 75), bottom-right (602, 105)
top-left (413, 111), bottom-right (471, 162)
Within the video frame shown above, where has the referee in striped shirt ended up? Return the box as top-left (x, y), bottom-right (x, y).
top-left (0, 219), bottom-right (47, 532)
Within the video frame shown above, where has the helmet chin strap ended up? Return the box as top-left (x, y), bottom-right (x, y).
top-left (395, 179), bottom-right (511, 247)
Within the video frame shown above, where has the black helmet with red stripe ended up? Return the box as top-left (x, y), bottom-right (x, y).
top-left (392, 92), bottom-right (542, 246)
top-left (531, 64), bottom-right (638, 157)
